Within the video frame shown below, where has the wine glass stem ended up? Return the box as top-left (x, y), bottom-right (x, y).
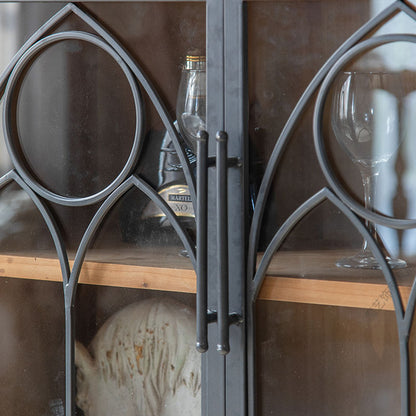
top-left (361, 170), bottom-right (379, 251)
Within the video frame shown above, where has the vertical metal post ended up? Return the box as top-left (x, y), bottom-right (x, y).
top-left (204, 0), bottom-right (227, 414)
top-left (197, 130), bottom-right (209, 353)
top-left (216, 130), bottom-right (229, 354)
top-left (400, 337), bottom-right (410, 416)
top-left (65, 304), bottom-right (75, 416)
top-left (224, 0), bottom-right (247, 414)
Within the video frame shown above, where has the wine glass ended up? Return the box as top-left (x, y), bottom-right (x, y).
top-left (331, 71), bottom-right (407, 269)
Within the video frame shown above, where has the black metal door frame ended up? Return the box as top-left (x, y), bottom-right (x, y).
top-left (203, 0), bottom-right (247, 415)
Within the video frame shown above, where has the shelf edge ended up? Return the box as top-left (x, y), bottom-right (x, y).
top-left (259, 276), bottom-right (410, 311)
top-left (0, 254), bottom-right (197, 293)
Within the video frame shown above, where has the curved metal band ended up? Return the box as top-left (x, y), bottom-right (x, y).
top-left (131, 175), bottom-right (196, 267)
top-left (0, 169), bottom-right (70, 286)
top-left (12, 171), bottom-right (71, 286)
top-left (403, 276), bottom-right (416, 334)
top-left (250, 187), bottom-right (409, 414)
top-left (251, 188), bottom-right (404, 317)
top-left (3, 30), bottom-right (144, 207)
top-left (69, 177), bottom-right (135, 306)
top-left (314, 33), bottom-right (416, 230)
top-left (68, 174), bottom-right (196, 305)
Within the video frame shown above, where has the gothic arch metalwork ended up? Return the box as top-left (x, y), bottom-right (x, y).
top-left (0, 3), bottom-right (199, 414)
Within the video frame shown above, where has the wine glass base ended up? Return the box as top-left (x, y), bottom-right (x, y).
top-left (180, 248), bottom-right (190, 258)
top-left (336, 251), bottom-right (407, 270)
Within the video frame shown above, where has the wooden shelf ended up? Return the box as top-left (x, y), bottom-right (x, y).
top-left (259, 250), bottom-right (415, 311)
top-left (0, 249), bottom-right (413, 310)
top-left (259, 276), bottom-right (410, 311)
top-left (0, 248), bottom-right (196, 294)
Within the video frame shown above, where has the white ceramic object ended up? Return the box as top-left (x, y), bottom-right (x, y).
top-left (75, 298), bottom-right (201, 416)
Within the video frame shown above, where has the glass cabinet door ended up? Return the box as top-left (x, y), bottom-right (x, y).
top-left (0, 2), bottom-right (210, 415)
top-left (247, 0), bottom-right (416, 415)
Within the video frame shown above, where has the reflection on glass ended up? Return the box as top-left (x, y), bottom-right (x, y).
top-left (369, 1), bottom-right (416, 256)
top-left (0, 4), bottom-right (19, 175)
top-left (401, 90), bottom-right (416, 254)
top-left (331, 71), bottom-right (406, 269)
top-left (0, 3), bottom-right (19, 73)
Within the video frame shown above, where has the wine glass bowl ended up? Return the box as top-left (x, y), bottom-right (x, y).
top-left (331, 71), bottom-right (407, 269)
top-left (332, 72), bottom-right (402, 172)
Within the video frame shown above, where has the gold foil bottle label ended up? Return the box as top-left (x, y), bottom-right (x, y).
top-left (142, 184), bottom-right (194, 219)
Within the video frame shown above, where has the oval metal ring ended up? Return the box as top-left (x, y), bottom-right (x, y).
top-left (3, 30), bottom-right (144, 206)
top-left (314, 33), bottom-right (416, 230)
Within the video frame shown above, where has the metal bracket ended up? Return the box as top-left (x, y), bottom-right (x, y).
top-left (207, 309), bottom-right (218, 323)
top-left (207, 156), bottom-right (242, 168)
top-left (228, 312), bottom-right (243, 326)
top-left (206, 310), bottom-right (243, 326)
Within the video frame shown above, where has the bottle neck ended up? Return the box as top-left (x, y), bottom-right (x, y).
top-left (185, 55), bottom-right (206, 71)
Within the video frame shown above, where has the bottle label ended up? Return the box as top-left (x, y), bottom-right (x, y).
top-left (142, 184), bottom-right (194, 219)
top-left (168, 193), bottom-right (192, 203)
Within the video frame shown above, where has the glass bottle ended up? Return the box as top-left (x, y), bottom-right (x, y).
top-left (140, 122), bottom-right (196, 228)
top-left (176, 54), bottom-right (206, 152)
top-left (140, 54), bottom-right (206, 241)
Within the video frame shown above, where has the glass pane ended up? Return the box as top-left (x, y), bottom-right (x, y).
top-left (16, 38), bottom-right (136, 198)
top-left (255, 300), bottom-right (400, 415)
top-left (0, 278), bottom-right (65, 415)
